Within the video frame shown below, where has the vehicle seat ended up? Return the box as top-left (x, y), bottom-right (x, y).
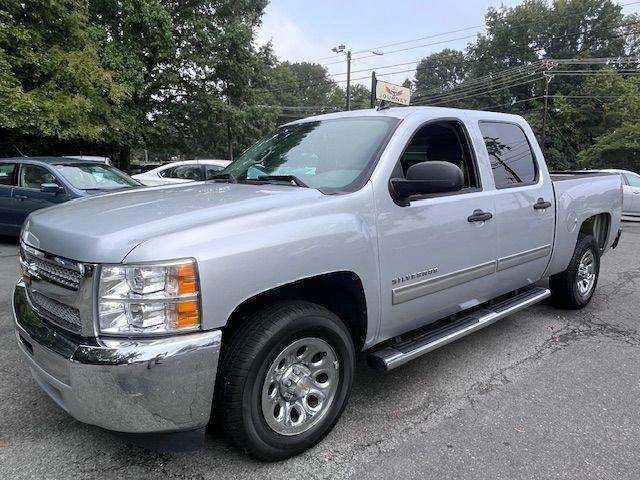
top-left (426, 140), bottom-right (464, 169)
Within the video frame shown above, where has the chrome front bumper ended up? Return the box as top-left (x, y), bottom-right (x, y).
top-left (12, 280), bottom-right (222, 434)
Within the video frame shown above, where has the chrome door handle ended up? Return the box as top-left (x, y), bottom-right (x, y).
top-left (534, 198), bottom-right (552, 210)
top-left (468, 210), bottom-right (493, 223)
top-left (14, 194), bottom-right (28, 201)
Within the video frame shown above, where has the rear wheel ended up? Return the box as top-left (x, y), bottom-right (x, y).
top-left (549, 234), bottom-right (600, 309)
top-left (216, 301), bottom-right (355, 461)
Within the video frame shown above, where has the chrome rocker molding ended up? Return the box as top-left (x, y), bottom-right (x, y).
top-left (392, 261), bottom-right (496, 305)
top-left (391, 245), bottom-right (552, 306)
top-left (497, 245), bottom-right (552, 272)
top-left (13, 280), bottom-right (222, 434)
top-left (370, 287), bottom-right (551, 371)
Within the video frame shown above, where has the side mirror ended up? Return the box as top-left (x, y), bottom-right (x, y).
top-left (40, 183), bottom-right (61, 194)
top-left (390, 161), bottom-right (464, 205)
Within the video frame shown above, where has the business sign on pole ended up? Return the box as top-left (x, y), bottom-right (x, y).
top-left (375, 80), bottom-right (411, 106)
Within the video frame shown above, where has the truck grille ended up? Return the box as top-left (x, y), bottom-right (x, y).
top-left (28, 290), bottom-right (82, 333)
top-left (26, 254), bottom-right (82, 290)
top-left (20, 243), bottom-right (93, 336)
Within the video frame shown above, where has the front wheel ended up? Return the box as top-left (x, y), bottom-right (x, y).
top-left (215, 301), bottom-right (355, 461)
top-left (549, 234), bottom-right (600, 309)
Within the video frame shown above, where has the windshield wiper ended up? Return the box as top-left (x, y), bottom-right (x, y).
top-left (257, 175), bottom-right (309, 188)
top-left (208, 172), bottom-right (237, 184)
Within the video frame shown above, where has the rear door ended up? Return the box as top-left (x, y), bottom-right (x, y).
top-left (0, 162), bottom-right (17, 233)
top-left (477, 121), bottom-right (555, 293)
top-left (623, 172), bottom-right (640, 215)
top-left (13, 163), bottom-right (70, 227)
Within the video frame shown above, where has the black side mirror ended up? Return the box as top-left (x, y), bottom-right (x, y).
top-left (40, 183), bottom-right (61, 194)
top-left (390, 161), bottom-right (464, 205)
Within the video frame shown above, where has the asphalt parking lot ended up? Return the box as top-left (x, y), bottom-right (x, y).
top-left (1, 224), bottom-right (639, 479)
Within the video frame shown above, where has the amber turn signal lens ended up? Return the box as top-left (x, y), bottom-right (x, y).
top-left (177, 300), bottom-right (200, 328)
top-left (177, 264), bottom-right (197, 295)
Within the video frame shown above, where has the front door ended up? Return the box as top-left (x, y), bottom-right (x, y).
top-left (375, 119), bottom-right (498, 341)
top-left (477, 121), bottom-right (555, 294)
top-left (623, 172), bottom-right (640, 215)
top-left (13, 164), bottom-right (69, 227)
top-left (0, 163), bottom-right (17, 234)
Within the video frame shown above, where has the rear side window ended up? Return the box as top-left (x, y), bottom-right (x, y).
top-left (161, 164), bottom-right (202, 180)
top-left (624, 173), bottom-right (640, 188)
top-left (0, 163), bottom-right (16, 186)
top-left (479, 122), bottom-right (537, 188)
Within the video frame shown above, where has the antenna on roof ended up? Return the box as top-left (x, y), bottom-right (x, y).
top-left (13, 145), bottom-right (26, 157)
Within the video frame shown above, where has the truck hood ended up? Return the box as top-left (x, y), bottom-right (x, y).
top-left (22, 182), bottom-right (325, 263)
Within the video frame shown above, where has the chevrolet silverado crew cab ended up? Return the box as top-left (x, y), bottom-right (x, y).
top-left (13, 107), bottom-right (622, 461)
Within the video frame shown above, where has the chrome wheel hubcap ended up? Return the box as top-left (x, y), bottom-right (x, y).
top-left (261, 337), bottom-right (339, 436)
top-left (577, 250), bottom-right (596, 297)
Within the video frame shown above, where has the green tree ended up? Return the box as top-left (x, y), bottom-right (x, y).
top-left (90, 0), bottom-right (276, 165)
top-left (0, 0), bottom-right (125, 155)
top-left (413, 49), bottom-right (467, 103)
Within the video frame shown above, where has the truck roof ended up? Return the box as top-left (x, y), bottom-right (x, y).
top-left (0, 156), bottom-right (98, 165)
top-left (288, 106), bottom-right (526, 125)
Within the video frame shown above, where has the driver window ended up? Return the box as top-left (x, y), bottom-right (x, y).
top-left (19, 165), bottom-right (58, 189)
top-left (395, 121), bottom-right (479, 190)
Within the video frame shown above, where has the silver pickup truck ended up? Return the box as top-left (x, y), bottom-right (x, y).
top-left (13, 107), bottom-right (622, 460)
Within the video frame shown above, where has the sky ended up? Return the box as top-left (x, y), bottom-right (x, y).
top-left (256, 0), bottom-right (640, 87)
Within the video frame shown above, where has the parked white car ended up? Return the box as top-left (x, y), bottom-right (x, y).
top-left (601, 169), bottom-right (640, 216)
top-left (132, 159), bottom-right (231, 186)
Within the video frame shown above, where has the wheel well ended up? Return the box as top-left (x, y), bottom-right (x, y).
top-left (579, 213), bottom-right (610, 251)
top-left (224, 272), bottom-right (368, 352)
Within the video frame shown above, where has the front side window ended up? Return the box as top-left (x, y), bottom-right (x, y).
top-left (54, 164), bottom-right (138, 190)
top-left (624, 172), bottom-right (640, 188)
top-left (396, 121), bottom-right (479, 190)
top-left (220, 117), bottom-right (398, 192)
top-left (19, 165), bottom-right (58, 189)
top-left (479, 122), bottom-right (537, 188)
top-left (0, 163), bottom-right (16, 186)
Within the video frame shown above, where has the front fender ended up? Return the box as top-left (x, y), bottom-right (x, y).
top-left (123, 185), bottom-right (381, 347)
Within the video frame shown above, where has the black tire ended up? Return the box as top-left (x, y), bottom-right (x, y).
top-left (549, 234), bottom-right (600, 309)
top-left (215, 301), bottom-right (355, 461)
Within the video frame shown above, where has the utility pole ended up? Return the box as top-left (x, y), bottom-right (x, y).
top-left (346, 50), bottom-right (351, 111)
top-left (332, 44), bottom-right (351, 111)
top-left (370, 71), bottom-right (377, 108)
top-left (541, 60), bottom-right (556, 151)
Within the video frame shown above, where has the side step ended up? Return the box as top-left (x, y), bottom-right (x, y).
top-left (367, 286), bottom-right (551, 371)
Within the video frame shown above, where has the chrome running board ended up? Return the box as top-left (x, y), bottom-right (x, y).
top-left (368, 287), bottom-right (551, 371)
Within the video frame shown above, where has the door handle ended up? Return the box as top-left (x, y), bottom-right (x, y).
top-left (468, 210), bottom-right (493, 223)
top-left (14, 194), bottom-right (28, 201)
top-left (533, 198), bottom-right (552, 210)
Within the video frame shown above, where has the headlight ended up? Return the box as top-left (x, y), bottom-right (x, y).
top-left (98, 259), bottom-right (200, 335)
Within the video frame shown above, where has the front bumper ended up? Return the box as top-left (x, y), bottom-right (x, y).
top-left (12, 280), bottom-right (222, 434)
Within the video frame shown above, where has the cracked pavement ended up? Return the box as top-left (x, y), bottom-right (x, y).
top-left (1, 223), bottom-right (639, 479)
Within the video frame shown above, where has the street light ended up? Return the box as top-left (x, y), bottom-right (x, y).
top-left (332, 44), bottom-right (351, 110)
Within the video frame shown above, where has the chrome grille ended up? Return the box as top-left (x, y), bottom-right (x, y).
top-left (21, 246), bottom-right (82, 291)
top-left (28, 290), bottom-right (82, 333)
top-left (29, 255), bottom-right (82, 290)
top-left (19, 243), bottom-right (94, 336)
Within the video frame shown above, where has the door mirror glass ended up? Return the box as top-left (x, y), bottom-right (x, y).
top-left (40, 183), bottom-right (61, 194)
top-left (391, 161), bottom-right (464, 201)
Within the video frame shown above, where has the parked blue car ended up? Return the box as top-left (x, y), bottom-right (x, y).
top-left (0, 157), bottom-right (140, 236)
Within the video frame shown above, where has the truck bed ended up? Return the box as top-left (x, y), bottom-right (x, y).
top-left (550, 171), bottom-right (620, 182)
top-left (545, 171), bottom-right (623, 277)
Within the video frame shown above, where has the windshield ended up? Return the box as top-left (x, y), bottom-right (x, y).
top-left (54, 164), bottom-right (139, 190)
top-left (220, 117), bottom-right (398, 192)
